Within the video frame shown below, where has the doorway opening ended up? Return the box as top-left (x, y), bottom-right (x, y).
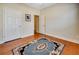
top-left (34, 15), bottom-right (39, 34)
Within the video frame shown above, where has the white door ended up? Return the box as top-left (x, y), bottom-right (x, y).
top-left (4, 8), bottom-right (22, 41)
top-left (40, 15), bottom-right (46, 34)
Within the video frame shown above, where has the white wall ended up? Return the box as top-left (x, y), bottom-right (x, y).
top-left (0, 4), bottom-right (40, 44)
top-left (0, 4), bottom-right (3, 43)
top-left (40, 4), bottom-right (79, 43)
top-left (0, 3), bottom-right (79, 44)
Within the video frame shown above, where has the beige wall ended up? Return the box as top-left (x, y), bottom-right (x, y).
top-left (0, 4), bottom-right (40, 43)
top-left (40, 3), bottom-right (79, 43)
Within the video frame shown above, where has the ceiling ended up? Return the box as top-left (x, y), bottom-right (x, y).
top-left (26, 3), bottom-right (55, 10)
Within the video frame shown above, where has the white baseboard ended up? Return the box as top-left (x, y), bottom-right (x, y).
top-left (46, 33), bottom-right (79, 44)
top-left (0, 40), bottom-right (5, 44)
top-left (21, 34), bottom-right (34, 38)
top-left (1, 33), bottom-right (79, 44)
top-left (0, 34), bottom-right (34, 44)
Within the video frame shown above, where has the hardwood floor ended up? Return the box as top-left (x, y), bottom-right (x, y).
top-left (0, 33), bottom-right (79, 55)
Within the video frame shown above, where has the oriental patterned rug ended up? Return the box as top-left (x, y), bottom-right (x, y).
top-left (12, 38), bottom-right (64, 55)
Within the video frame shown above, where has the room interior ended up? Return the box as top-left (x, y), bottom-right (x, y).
top-left (0, 3), bottom-right (79, 55)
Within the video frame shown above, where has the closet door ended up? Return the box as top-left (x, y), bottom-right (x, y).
top-left (4, 8), bottom-right (22, 41)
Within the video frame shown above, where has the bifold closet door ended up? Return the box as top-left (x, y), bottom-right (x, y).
top-left (4, 8), bottom-right (22, 41)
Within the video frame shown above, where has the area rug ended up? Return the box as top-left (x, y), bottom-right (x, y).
top-left (12, 38), bottom-right (64, 55)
